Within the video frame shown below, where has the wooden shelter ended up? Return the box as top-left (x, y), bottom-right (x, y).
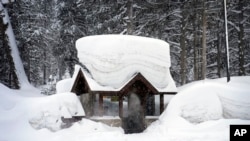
top-left (71, 69), bottom-right (176, 118)
top-left (70, 35), bottom-right (177, 133)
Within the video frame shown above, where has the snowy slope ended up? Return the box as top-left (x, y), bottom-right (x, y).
top-left (76, 35), bottom-right (177, 92)
top-left (1, 76), bottom-right (250, 141)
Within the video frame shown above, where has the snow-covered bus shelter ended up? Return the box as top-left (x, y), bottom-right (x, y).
top-left (70, 35), bottom-right (177, 120)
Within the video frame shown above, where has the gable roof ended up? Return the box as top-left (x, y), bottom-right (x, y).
top-left (119, 73), bottom-right (158, 94)
top-left (70, 69), bottom-right (90, 95)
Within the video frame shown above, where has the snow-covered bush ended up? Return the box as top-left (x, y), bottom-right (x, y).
top-left (40, 84), bottom-right (56, 95)
top-left (28, 92), bottom-right (85, 131)
top-left (29, 110), bottom-right (64, 132)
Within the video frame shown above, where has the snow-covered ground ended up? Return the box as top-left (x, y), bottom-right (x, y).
top-left (1, 76), bottom-right (250, 141)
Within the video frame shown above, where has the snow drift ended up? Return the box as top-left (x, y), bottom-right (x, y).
top-left (0, 84), bottom-right (85, 132)
top-left (158, 76), bottom-right (250, 126)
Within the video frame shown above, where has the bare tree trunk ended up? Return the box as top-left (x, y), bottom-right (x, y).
top-left (43, 49), bottom-right (47, 84)
top-left (193, 0), bottom-right (198, 81)
top-left (127, 0), bottom-right (133, 35)
top-left (216, 32), bottom-right (221, 78)
top-left (180, 11), bottom-right (186, 85)
top-left (201, 0), bottom-right (207, 80)
top-left (27, 48), bottom-right (31, 82)
top-left (216, 11), bottom-right (222, 78)
top-left (238, 0), bottom-right (245, 75)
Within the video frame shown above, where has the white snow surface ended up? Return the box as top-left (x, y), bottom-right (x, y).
top-left (56, 78), bottom-right (73, 93)
top-left (76, 35), bottom-right (177, 92)
top-left (1, 76), bottom-right (250, 141)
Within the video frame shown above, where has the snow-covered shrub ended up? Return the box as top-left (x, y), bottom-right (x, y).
top-left (40, 84), bottom-right (56, 95)
top-left (28, 92), bottom-right (85, 131)
top-left (29, 110), bottom-right (64, 132)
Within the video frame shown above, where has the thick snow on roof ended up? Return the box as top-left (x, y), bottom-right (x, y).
top-left (76, 35), bottom-right (177, 92)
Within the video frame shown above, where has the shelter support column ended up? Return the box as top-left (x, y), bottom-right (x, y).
top-left (119, 95), bottom-right (123, 118)
top-left (142, 94), bottom-right (147, 117)
top-left (88, 91), bottom-right (94, 117)
top-left (99, 94), bottom-right (104, 116)
top-left (160, 94), bottom-right (164, 114)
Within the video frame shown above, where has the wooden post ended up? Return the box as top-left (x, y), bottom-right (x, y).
top-left (99, 94), bottom-right (104, 116)
top-left (160, 94), bottom-right (164, 114)
top-left (142, 94), bottom-right (147, 117)
top-left (88, 92), bottom-right (94, 117)
top-left (119, 95), bottom-right (123, 118)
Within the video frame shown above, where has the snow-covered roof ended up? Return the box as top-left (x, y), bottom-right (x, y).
top-left (75, 35), bottom-right (177, 93)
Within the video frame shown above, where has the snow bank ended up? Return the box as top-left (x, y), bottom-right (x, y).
top-left (162, 82), bottom-right (223, 124)
top-left (28, 92), bottom-right (85, 131)
top-left (76, 35), bottom-right (177, 92)
top-left (0, 84), bottom-right (85, 132)
top-left (56, 78), bottom-right (73, 93)
top-left (159, 76), bottom-right (250, 126)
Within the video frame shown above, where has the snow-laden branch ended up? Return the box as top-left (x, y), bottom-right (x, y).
top-left (226, 20), bottom-right (240, 32)
top-left (1, 0), bottom-right (15, 4)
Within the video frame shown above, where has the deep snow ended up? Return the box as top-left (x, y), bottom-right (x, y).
top-left (1, 76), bottom-right (250, 141)
top-left (76, 35), bottom-right (177, 92)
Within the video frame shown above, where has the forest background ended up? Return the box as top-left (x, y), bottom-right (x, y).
top-left (0, 0), bottom-right (249, 90)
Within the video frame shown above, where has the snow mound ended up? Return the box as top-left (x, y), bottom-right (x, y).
top-left (160, 77), bottom-right (250, 125)
top-left (161, 82), bottom-right (223, 124)
top-left (217, 77), bottom-right (250, 119)
top-left (56, 78), bottom-right (73, 93)
top-left (28, 92), bottom-right (85, 131)
top-left (76, 35), bottom-right (176, 92)
top-left (179, 89), bottom-right (222, 124)
top-left (0, 84), bottom-right (85, 132)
